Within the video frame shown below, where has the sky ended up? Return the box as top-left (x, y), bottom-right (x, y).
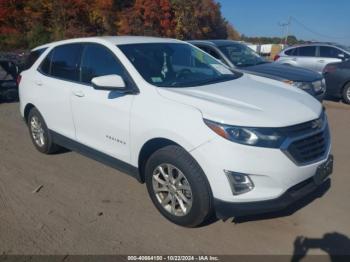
top-left (218, 0), bottom-right (350, 45)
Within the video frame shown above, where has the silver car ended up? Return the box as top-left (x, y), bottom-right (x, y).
top-left (275, 43), bottom-right (350, 73)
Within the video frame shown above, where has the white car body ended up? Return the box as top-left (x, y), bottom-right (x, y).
top-left (19, 36), bottom-right (332, 224)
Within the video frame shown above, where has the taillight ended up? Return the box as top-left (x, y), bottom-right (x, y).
top-left (16, 74), bottom-right (22, 85)
top-left (274, 55), bottom-right (280, 61)
top-left (323, 64), bottom-right (337, 74)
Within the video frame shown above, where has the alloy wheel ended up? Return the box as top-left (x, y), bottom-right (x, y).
top-left (30, 116), bottom-right (45, 147)
top-left (152, 163), bottom-right (193, 216)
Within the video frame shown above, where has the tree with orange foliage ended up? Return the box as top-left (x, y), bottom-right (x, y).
top-left (0, 0), bottom-right (239, 50)
top-left (118, 0), bottom-right (175, 37)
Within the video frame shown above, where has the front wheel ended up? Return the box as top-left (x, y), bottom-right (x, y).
top-left (145, 145), bottom-right (213, 227)
top-left (343, 83), bottom-right (350, 104)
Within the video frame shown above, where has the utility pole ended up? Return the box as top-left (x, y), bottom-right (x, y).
top-left (279, 16), bottom-right (291, 45)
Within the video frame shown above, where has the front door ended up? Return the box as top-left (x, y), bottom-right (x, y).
top-left (71, 43), bottom-right (135, 163)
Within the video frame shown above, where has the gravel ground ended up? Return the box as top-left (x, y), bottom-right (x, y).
top-left (0, 101), bottom-right (349, 258)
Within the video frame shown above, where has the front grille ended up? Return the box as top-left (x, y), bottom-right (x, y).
top-left (286, 129), bottom-right (329, 164)
top-left (282, 112), bottom-right (330, 165)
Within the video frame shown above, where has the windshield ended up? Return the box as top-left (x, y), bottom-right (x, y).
top-left (118, 43), bottom-right (238, 87)
top-left (218, 43), bottom-right (267, 67)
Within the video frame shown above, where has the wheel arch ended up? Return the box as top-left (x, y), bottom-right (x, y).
top-left (24, 103), bottom-right (36, 123)
top-left (138, 137), bottom-right (181, 183)
top-left (342, 80), bottom-right (350, 91)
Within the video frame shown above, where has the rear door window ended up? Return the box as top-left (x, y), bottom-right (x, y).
top-left (50, 44), bottom-right (83, 82)
top-left (297, 46), bottom-right (317, 57)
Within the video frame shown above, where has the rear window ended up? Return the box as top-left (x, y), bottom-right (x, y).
top-left (0, 61), bottom-right (15, 80)
top-left (0, 60), bottom-right (18, 80)
top-left (24, 48), bottom-right (47, 70)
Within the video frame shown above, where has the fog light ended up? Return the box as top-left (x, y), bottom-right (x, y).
top-left (224, 170), bottom-right (254, 195)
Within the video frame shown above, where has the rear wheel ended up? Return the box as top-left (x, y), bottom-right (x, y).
top-left (27, 107), bottom-right (60, 154)
top-left (145, 145), bottom-right (213, 227)
top-left (343, 83), bottom-right (350, 104)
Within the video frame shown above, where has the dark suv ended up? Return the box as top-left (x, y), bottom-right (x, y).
top-left (0, 59), bottom-right (19, 102)
top-left (189, 40), bottom-right (326, 101)
top-left (323, 59), bottom-right (350, 104)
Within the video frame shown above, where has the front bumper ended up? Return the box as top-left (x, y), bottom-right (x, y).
top-left (214, 176), bottom-right (330, 219)
top-left (214, 154), bottom-right (333, 219)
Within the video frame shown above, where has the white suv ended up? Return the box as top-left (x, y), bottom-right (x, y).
top-left (19, 36), bottom-right (333, 227)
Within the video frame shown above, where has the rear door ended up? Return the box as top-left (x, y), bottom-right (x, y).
top-left (35, 43), bottom-right (83, 139)
top-left (294, 46), bottom-right (319, 72)
top-left (70, 43), bottom-right (135, 163)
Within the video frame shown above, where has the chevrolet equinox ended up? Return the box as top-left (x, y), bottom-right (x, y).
top-left (19, 36), bottom-right (333, 227)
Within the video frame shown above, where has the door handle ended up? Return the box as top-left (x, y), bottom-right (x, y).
top-left (318, 60), bottom-right (325, 63)
top-left (73, 90), bottom-right (85, 97)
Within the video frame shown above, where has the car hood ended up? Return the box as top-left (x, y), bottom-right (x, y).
top-left (241, 62), bottom-right (322, 82)
top-left (157, 74), bottom-right (322, 127)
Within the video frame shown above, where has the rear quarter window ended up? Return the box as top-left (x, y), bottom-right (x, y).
top-left (39, 51), bottom-right (53, 75)
top-left (24, 48), bottom-right (47, 70)
top-left (285, 48), bottom-right (296, 56)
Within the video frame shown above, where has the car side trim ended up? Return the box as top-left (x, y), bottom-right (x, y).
top-left (50, 130), bottom-right (142, 183)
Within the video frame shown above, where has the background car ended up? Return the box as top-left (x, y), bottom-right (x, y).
top-left (0, 59), bottom-right (19, 102)
top-left (189, 40), bottom-right (326, 101)
top-left (275, 43), bottom-right (350, 73)
top-left (323, 59), bottom-right (350, 104)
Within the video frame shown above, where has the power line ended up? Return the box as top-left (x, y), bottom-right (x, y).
top-left (290, 16), bottom-right (350, 40)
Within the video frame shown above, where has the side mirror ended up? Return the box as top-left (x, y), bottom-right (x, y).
top-left (91, 75), bottom-right (126, 91)
top-left (338, 53), bottom-right (345, 60)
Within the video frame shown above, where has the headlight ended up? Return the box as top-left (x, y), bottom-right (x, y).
top-left (287, 80), bottom-right (325, 93)
top-left (312, 79), bottom-right (326, 93)
top-left (204, 119), bottom-right (285, 148)
top-left (291, 81), bottom-right (312, 91)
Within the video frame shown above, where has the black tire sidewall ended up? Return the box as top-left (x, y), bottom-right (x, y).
top-left (145, 145), bottom-right (212, 227)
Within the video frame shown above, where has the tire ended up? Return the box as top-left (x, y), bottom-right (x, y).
top-left (342, 83), bottom-right (350, 104)
top-left (145, 145), bottom-right (213, 227)
top-left (27, 107), bottom-right (60, 154)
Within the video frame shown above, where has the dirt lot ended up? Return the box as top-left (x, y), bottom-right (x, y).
top-left (0, 101), bottom-right (349, 257)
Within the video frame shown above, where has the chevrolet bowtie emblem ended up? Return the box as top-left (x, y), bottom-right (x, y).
top-left (311, 118), bottom-right (323, 129)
